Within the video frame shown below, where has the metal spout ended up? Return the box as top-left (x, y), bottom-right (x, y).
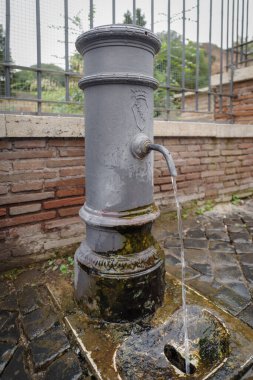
top-left (131, 134), bottom-right (177, 177)
top-left (147, 144), bottom-right (177, 177)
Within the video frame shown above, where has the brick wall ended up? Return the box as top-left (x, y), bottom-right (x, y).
top-left (215, 79), bottom-right (253, 124)
top-left (0, 138), bottom-right (85, 271)
top-left (1, 131), bottom-right (253, 270)
top-left (153, 137), bottom-right (253, 206)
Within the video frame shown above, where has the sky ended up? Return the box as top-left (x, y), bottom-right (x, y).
top-left (0, 0), bottom-right (252, 69)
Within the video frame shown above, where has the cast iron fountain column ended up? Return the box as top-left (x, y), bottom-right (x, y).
top-left (74, 25), bottom-right (164, 322)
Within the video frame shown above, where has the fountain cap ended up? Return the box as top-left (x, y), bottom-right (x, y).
top-left (76, 24), bottom-right (161, 56)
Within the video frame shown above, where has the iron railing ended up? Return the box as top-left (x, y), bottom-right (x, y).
top-left (0, 0), bottom-right (252, 120)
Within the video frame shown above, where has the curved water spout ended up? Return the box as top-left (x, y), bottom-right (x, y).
top-left (147, 143), bottom-right (177, 177)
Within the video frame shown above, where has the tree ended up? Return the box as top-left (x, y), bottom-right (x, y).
top-left (154, 31), bottom-right (209, 111)
top-left (0, 24), bottom-right (13, 95)
top-left (123, 8), bottom-right (147, 27)
top-left (12, 63), bottom-right (65, 92)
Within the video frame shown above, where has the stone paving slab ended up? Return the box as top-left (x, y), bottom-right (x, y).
top-left (0, 342), bottom-right (17, 375)
top-left (22, 305), bottom-right (58, 340)
top-left (0, 311), bottom-right (19, 344)
top-left (0, 269), bottom-right (95, 379)
top-left (1, 346), bottom-right (30, 380)
top-left (44, 351), bottom-right (83, 380)
top-left (29, 325), bottom-right (70, 370)
top-left (18, 286), bottom-right (41, 315)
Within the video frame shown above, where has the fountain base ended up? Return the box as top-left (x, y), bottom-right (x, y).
top-left (48, 273), bottom-right (253, 380)
top-left (74, 241), bottom-right (165, 322)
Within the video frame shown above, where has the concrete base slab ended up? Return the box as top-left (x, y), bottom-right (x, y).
top-left (48, 273), bottom-right (253, 380)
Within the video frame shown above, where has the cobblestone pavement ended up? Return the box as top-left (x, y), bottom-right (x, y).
top-left (1, 199), bottom-right (253, 379)
top-left (0, 268), bottom-right (95, 379)
top-left (155, 200), bottom-right (253, 327)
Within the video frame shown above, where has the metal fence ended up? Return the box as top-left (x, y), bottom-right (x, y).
top-left (0, 0), bottom-right (252, 120)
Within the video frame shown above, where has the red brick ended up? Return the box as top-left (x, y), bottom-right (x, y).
top-left (56, 188), bottom-right (84, 198)
top-left (0, 150), bottom-right (55, 160)
top-left (0, 185), bottom-right (8, 195)
top-left (0, 141), bottom-right (12, 149)
top-left (59, 148), bottom-right (84, 157)
top-left (14, 140), bottom-right (46, 148)
top-left (225, 168), bottom-right (236, 174)
top-left (58, 206), bottom-right (81, 217)
top-left (238, 143), bottom-right (253, 149)
top-left (0, 161), bottom-right (12, 172)
top-left (13, 159), bottom-right (45, 170)
top-left (43, 196), bottom-right (84, 209)
top-left (45, 178), bottom-right (84, 189)
top-left (11, 181), bottom-right (43, 193)
top-left (180, 165), bottom-right (207, 174)
top-left (0, 171), bottom-right (57, 183)
top-left (59, 167), bottom-right (84, 177)
top-left (10, 203), bottom-right (41, 216)
top-left (44, 216), bottom-right (80, 230)
top-left (186, 158), bottom-right (201, 165)
top-left (242, 159), bottom-right (253, 166)
top-left (154, 177), bottom-right (170, 185)
top-left (236, 166), bottom-right (253, 173)
top-left (224, 180), bottom-right (235, 187)
top-left (208, 150), bottom-right (221, 157)
top-left (0, 211), bottom-right (56, 228)
top-left (205, 189), bottom-right (218, 197)
top-left (201, 157), bottom-right (216, 164)
top-left (154, 169), bottom-right (161, 177)
top-left (0, 208), bottom-right (6, 217)
top-left (205, 182), bottom-right (223, 190)
top-left (202, 144), bottom-right (214, 150)
top-left (154, 160), bottom-right (167, 169)
top-left (201, 170), bottom-right (224, 178)
top-left (218, 186), bottom-right (239, 195)
top-left (164, 144), bottom-right (186, 152)
top-left (48, 139), bottom-right (84, 147)
top-left (185, 173), bottom-right (201, 180)
top-left (0, 192), bottom-right (54, 206)
top-left (221, 149), bottom-right (243, 156)
top-left (180, 151), bottom-right (208, 158)
top-left (154, 186), bottom-right (160, 193)
top-left (187, 145), bottom-right (200, 151)
top-left (46, 158), bottom-right (84, 168)
top-left (161, 184), bottom-right (173, 191)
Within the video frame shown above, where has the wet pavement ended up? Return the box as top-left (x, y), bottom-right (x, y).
top-left (1, 198), bottom-right (253, 379)
top-left (154, 199), bottom-right (253, 327)
top-left (0, 268), bottom-right (95, 379)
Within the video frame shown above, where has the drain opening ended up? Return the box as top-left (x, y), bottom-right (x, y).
top-left (164, 344), bottom-right (196, 375)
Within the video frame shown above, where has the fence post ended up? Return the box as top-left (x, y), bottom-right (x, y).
top-left (4, 0), bottom-right (11, 98)
top-left (36, 0), bottom-right (42, 115)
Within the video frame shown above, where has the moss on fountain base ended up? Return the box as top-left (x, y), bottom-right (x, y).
top-left (74, 241), bottom-right (165, 322)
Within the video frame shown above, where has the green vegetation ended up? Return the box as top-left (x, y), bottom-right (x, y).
top-left (154, 31), bottom-right (209, 113)
top-left (123, 8), bottom-right (147, 27)
top-left (231, 194), bottom-right (241, 205)
top-left (196, 200), bottom-right (214, 215)
top-left (47, 256), bottom-right (74, 276)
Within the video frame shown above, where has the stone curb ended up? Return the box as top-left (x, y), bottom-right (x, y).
top-left (1, 114), bottom-right (253, 138)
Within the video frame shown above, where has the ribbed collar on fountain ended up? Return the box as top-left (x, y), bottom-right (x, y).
top-left (75, 24), bottom-right (161, 56)
top-left (78, 73), bottom-right (159, 90)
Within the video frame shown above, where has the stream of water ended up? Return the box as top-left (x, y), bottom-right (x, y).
top-left (171, 176), bottom-right (190, 375)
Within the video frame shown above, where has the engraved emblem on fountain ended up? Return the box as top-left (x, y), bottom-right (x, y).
top-left (131, 89), bottom-right (149, 131)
